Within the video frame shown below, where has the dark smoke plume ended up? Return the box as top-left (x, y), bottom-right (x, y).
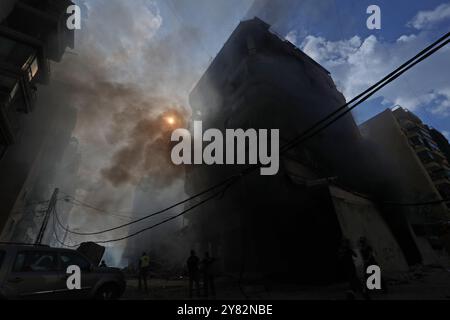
top-left (102, 106), bottom-right (189, 187)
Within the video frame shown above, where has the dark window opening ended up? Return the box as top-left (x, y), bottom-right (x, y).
top-left (13, 251), bottom-right (58, 272)
top-left (0, 251), bottom-right (5, 269)
top-left (59, 252), bottom-right (91, 272)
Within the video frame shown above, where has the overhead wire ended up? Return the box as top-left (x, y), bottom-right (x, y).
top-left (54, 31), bottom-right (449, 244)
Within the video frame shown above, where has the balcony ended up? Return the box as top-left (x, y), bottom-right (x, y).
top-left (432, 149), bottom-right (447, 162)
top-left (425, 161), bottom-right (441, 171)
top-left (406, 126), bottom-right (433, 141)
top-left (413, 144), bottom-right (429, 153)
top-left (435, 178), bottom-right (450, 187)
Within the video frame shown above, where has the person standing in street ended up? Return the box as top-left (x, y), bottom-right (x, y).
top-left (138, 252), bottom-right (150, 293)
top-left (201, 252), bottom-right (216, 298)
top-left (187, 250), bottom-right (200, 298)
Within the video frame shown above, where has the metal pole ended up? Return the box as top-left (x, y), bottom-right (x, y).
top-left (61, 224), bottom-right (69, 246)
top-left (35, 188), bottom-right (59, 245)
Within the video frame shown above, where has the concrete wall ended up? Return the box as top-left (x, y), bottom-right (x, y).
top-left (359, 109), bottom-right (447, 216)
top-left (330, 185), bottom-right (409, 274)
top-left (359, 109), bottom-right (447, 265)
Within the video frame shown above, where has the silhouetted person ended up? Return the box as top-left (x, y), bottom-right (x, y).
top-left (100, 260), bottom-right (107, 268)
top-left (201, 252), bottom-right (216, 298)
top-left (359, 237), bottom-right (377, 270)
top-left (359, 237), bottom-right (387, 295)
top-left (138, 252), bottom-right (150, 293)
top-left (187, 250), bottom-right (200, 298)
top-left (338, 238), bottom-right (361, 300)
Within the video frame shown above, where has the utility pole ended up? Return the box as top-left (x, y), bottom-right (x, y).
top-left (62, 224), bottom-right (69, 246)
top-left (35, 188), bottom-right (59, 245)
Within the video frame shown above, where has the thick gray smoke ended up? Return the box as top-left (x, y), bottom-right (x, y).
top-left (35, 0), bottom-right (256, 266)
top-left (38, 0), bottom-right (389, 268)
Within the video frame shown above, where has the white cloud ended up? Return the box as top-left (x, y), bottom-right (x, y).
top-left (442, 131), bottom-right (450, 140)
top-left (300, 32), bottom-right (450, 117)
top-left (285, 30), bottom-right (298, 46)
top-left (408, 3), bottom-right (450, 30)
top-left (397, 34), bottom-right (417, 43)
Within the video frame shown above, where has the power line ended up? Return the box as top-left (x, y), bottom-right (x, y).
top-left (280, 34), bottom-right (450, 154)
top-left (54, 179), bottom-right (237, 247)
top-left (57, 32), bottom-right (449, 238)
top-left (62, 198), bottom-right (140, 221)
top-left (52, 207), bottom-right (70, 248)
top-left (56, 31), bottom-right (449, 242)
top-left (60, 191), bottom-right (149, 216)
top-left (35, 188), bottom-right (59, 245)
top-left (57, 175), bottom-right (239, 236)
top-left (13, 200), bottom-right (50, 211)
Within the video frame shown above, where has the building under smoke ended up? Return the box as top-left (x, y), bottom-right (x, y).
top-left (0, 0), bottom-right (76, 241)
top-left (182, 18), bottom-right (409, 282)
top-left (181, 17), bottom-right (450, 283)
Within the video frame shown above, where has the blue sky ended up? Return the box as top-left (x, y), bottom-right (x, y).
top-left (68, 0), bottom-right (450, 175)
top-left (148, 0), bottom-right (450, 137)
top-left (317, 0), bottom-right (446, 41)
top-left (276, 0), bottom-right (450, 137)
top-left (73, 0), bottom-right (449, 139)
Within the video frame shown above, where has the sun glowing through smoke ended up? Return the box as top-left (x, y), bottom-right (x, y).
top-left (165, 116), bottom-right (176, 126)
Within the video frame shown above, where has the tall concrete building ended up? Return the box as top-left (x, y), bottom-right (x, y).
top-left (184, 18), bottom-right (410, 282)
top-left (392, 107), bottom-right (450, 211)
top-left (360, 108), bottom-right (450, 265)
top-left (0, 0), bottom-right (75, 239)
top-left (430, 129), bottom-right (450, 164)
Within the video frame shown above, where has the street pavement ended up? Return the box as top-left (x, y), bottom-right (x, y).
top-left (121, 267), bottom-right (450, 300)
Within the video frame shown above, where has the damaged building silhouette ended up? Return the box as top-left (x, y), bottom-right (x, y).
top-left (183, 18), bottom-right (449, 283)
top-left (0, 0), bottom-right (76, 242)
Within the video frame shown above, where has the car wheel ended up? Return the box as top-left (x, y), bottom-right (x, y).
top-left (95, 283), bottom-right (120, 300)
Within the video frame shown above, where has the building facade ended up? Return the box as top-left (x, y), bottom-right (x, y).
top-left (360, 108), bottom-right (450, 266)
top-left (184, 18), bottom-right (412, 281)
top-left (392, 107), bottom-right (450, 212)
top-left (1, 0), bottom-right (74, 156)
top-left (0, 0), bottom-right (75, 239)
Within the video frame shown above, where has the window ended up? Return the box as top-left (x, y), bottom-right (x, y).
top-left (59, 252), bottom-right (91, 272)
top-left (410, 136), bottom-right (423, 146)
top-left (22, 55), bottom-right (39, 81)
top-left (13, 251), bottom-right (57, 272)
top-left (418, 150), bottom-right (434, 164)
top-left (0, 251), bottom-right (5, 269)
top-left (9, 82), bottom-right (19, 102)
top-left (423, 138), bottom-right (440, 152)
top-left (28, 57), bottom-right (39, 80)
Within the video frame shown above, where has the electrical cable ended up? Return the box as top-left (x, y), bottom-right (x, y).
top-left (55, 178), bottom-right (238, 247)
top-left (55, 31), bottom-right (449, 241)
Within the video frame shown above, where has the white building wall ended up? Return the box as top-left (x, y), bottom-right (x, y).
top-left (330, 185), bottom-right (410, 274)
